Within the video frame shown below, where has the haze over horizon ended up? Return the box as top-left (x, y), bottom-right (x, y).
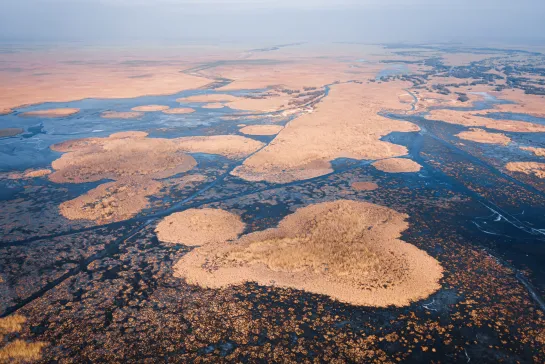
top-left (1, 0), bottom-right (545, 45)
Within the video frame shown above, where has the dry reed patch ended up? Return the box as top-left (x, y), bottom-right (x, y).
top-left (162, 108), bottom-right (195, 115)
top-left (156, 208), bottom-right (245, 246)
top-left (231, 82), bottom-right (419, 183)
top-left (131, 105), bottom-right (170, 112)
top-left (0, 340), bottom-right (45, 362)
top-left (239, 125), bottom-right (283, 136)
top-left (521, 147), bottom-right (545, 157)
top-left (426, 109), bottom-right (545, 133)
top-left (101, 111), bottom-right (144, 119)
top-left (176, 94), bottom-right (240, 103)
top-left (19, 108), bottom-right (79, 118)
top-left (0, 128), bottom-right (23, 137)
top-left (506, 162), bottom-right (545, 178)
top-left (49, 132), bottom-right (196, 183)
top-left (175, 135), bottom-right (265, 159)
top-left (0, 315), bottom-right (45, 363)
top-left (174, 200), bottom-right (443, 307)
top-left (372, 158), bottom-right (422, 173)
top-left (59, 178), bottom-right (162, 224)
top-left (455, 128), bottom-right (511, 145)
top-left (351, 181), bottom-right (378, 191)
top-left (202, 103), bottom-right (225, 109)
top-left (49, 131), bottom-right (198, 224)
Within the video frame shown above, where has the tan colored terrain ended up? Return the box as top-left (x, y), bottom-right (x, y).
top-left (0, 315), bottom-right (45, 362)
top-left (456, 128), bottom-right (511, 145)
top-left (372, 158), bottom-right (422, 173)
top-left (176, 94), bottom-right (239, 103)
top-left (231, 82), bottom-right (419, 183)
top-left (351, 181), bottom-right (379, 191)
top-left (60, 178), bottom-right (162, 224)
top-left (162, 108), bottom-right (195, 115)
top-left (50, 132), bottom-right (197, 183)
top-left (521, 147), bottom-right (545, 157)
top-left (7, 169), bottom-right (52, 180)
top-left (0, 49), bottom-right (210, 113)
top-left (19, 108), bottom-right (80, 118)
top-left (202, 103), bottom-right (225, 109)
top-left (426, 109), bottom-right (545, 133)
top-left (156, 208), bottom-right (245, 246)
top-left (493, 89), bottom-right (545, 118)
top-left (131, 105), bottom-right (170, 112)
top-left (0, 128), bottom-right (23, 137)
top-left (506, 162), bottom-right (545, 178)
top-left (175, 135), bottom-right (265, 159)
top-left (173, 200), bottom-right (443, 307)
top-left (101, 111), bottom-right (144, 119)
top-left (239, 125), bottom-right (284, 136)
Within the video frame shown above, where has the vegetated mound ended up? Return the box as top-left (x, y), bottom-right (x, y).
top-left (0, 315), bottom-right (45, 362)
top-left (506, 162), bottom-right (545, 179)
top-left (352, 181), bottom-right (379, 191)
top-left (372, 158), bottom-right (422, 173)
top-left (0, 108), bottom-right (12, 115)
top-left (173, 200), bottom-right (443, 307)
top-left (49, 132), bottom-right (197, 183)
top-left (239, 125), bottom-right (284, 136)
top-left (131, 105), bottom-right (170, 112)
top-left (231, 82), bottom-right (419, 183)
top-left (156, 208), bottom-right (245, 246)
top-left (0, 128), bottom-right (23, 137)
top-left (101, 111), bottom-right (144, 119)
top-left (5, 169), bottom-right (52, 180)
top-left (59, 178), bottom-right (162, 224)
top-left (455, 128), bottom-right (511, 145)
top-left (162, 108), bottom-right (195, 115)
top-left (521, 147), bottom-right (545, 157)
top-left (426, 109), bottom-right (545, 133)
top-left (19, 108), bottom-right (79, 118)
top-left (49, 131), bottom-right (199, 224)
top-left (175, 135), bottom-right (265, 159)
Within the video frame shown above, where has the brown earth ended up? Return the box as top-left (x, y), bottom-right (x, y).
top-left (521, 147), bottom-right (545, 157)
top-left (506, 162), bottom-right (545, 179)
top-left (162, 108), bottom-right (195, 115)
top-left (0, 128), bottom-right (23, 137)
top-left (175, 135), bottom-right (265, 159)
top-left (101, 111), bottom-right (144, 119)
top-left (131, 105), bottom-right (170, 112)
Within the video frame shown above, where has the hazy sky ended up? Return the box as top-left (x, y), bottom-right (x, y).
top-left (1, 0), bottom-right (544, 44)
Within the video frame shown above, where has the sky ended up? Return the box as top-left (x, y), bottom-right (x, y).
top-left (1, 0), bottom-right (544, 45)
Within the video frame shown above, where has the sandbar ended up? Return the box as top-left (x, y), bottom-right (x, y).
top-left (455, 128), bottom-right (511, 145)
top-left (173, 200), bottom-right (443, 307)
top-left (239, 125), bottom-right (284, 136)
top-left (20, 108), bottom-right (79, 118)
top-left (156, 208), bottom-right (245, 246)
top-left (372, 158), bottom-right (422, 173)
